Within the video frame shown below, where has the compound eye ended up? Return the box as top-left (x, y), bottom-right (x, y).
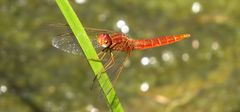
top-left (97, 33), bottom-right (112, 48)
top-left (105, 40), bottom-right (108, 44)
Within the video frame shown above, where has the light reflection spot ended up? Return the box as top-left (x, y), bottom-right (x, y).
top-left (90, 108), bottom-right (99, 112)
top-left (75, 0), bottom-right (87, 4)
top-left (192, 2), bottom-right (201, 13)
top-left (140, 82), bottom-right (149, 92)
top-left (0, 85), bottom-right (7, 93)
top-left (212, 41), bottom-right (219, 50)
top-left (192, 40), bottom-right (200, 49)
top-left (141, 57), bottom-right (150, 66)
top-left (162, 51), bottom-right (174, 62)
top-left (86, 104), bottom-right (99, 112)
top-left (116, 20), bottom-right (126, 28)
top-left (182, 53), bottom-right (190, 62)
top-left (155, 95), bottom-right (170, 104)
top-left (149, 57), bottom-right (157, 65)
top-left (121, 25), bottom-right (129, 34)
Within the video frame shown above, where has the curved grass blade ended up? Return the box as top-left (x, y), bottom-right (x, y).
top-left (55, 0), bottom-right (124, 112)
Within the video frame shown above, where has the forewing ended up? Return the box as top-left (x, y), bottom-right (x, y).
top-left (52, 33), bottom-right (83, 54)
top-left (51, 23), bottom-right (105, 54)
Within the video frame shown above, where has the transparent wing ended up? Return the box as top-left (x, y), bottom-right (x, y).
top-left (107, 51), bottom-right (128, 83)
top-left (50, 23), bottom-right (118, 55)
top-left (52, 32), bottom-right (83, 54)
top-left (98, 50), bottom-right (128, 84)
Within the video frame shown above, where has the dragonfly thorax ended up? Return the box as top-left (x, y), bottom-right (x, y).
top-left (97, 33), bottom-right (112, 48)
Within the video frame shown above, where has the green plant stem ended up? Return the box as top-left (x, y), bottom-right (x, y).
top-left (55, 0), bottom-right (124, 112)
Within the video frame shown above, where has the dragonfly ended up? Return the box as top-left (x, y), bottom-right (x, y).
top-left (52, 24), bottom-right (190, 85)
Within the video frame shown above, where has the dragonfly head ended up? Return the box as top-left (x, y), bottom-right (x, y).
top-left (97, 33), bottom-right (112, 48)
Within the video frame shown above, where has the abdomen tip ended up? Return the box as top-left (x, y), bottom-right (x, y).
top-left (184, 34), bottom-right (191, 38)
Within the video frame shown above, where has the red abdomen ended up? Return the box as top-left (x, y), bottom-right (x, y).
top-left (132, 34), bottom-right (190, 50)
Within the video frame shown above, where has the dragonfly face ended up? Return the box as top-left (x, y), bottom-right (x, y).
top-left (97, 33), bottom-right (112, 48)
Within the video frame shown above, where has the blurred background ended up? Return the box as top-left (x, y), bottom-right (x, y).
top-left (0, 0), bottom-right (240, 112)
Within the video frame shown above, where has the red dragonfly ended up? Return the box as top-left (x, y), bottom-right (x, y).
top-left (52, 24), bottom-right (190, 84)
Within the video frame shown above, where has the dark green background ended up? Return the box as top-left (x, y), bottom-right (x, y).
top-left (0, 0), bottom-right (239, 112)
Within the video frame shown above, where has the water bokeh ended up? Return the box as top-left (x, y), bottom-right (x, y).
top-left (0, 0), bottom-right (239, 112)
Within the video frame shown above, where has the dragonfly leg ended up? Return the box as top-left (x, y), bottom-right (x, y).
top-left (112, 55), bottom-right (128, 86)
top-left (88, 47), bottom-right (110, 61)
top-left (87, 51), bottom-right (106, 62)
top-left (90, 50), bottom-right (116, 91)
top-left (101, 52), bottom-right (116, 95)
top-left (104, 52), bottom-right (115, 71)
top-left (94, 51), bottom-right (114, 79)
top-left (98, 51), bottom-right (107, 60)
top-left (94, 52), bottom-right (115, 94)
